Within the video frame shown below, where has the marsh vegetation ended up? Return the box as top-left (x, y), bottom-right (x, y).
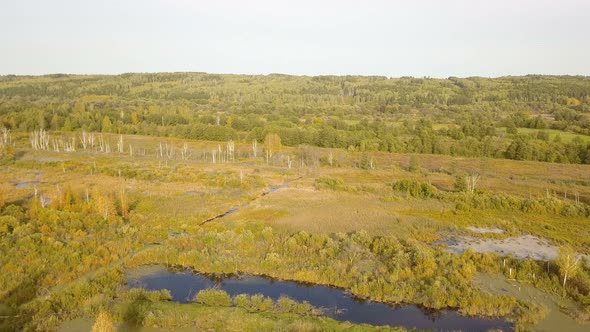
top-left (0, 74), bottom-right (589, 331)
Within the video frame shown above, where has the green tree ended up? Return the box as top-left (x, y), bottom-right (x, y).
top-left (50, 114), bottom-right (61, 131)
top-left (102, 116), bottom-right (113, 133)
top-left (62, 118), bottom-right (73, 132)
top-left (454, 174), bottom-right (468, 192)
top-left (506, 121), bottom-right (518, 135)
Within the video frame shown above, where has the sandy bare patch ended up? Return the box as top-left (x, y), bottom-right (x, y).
top-left (466, 226), bottom-right (504, 234)
top-left (444, 234), bottom-right (558, 260)
top-left (443, 235), bottom-right (590, 265)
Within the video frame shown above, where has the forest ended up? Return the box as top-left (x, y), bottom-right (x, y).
top-left (0, 73), bottom-right (589, 332)
top-left (1, 73), bottom-right (590, 164)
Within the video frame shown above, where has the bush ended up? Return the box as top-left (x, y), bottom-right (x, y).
top-left (454, 174), bottom-right (468, 192)
top-left (194, 289), bottom-right (231, 307)
top-left (249, 294), bottom-right (274, 311)
top-left (392, 179), bottom-right (436, 199)
top-left (314, 177), bottom-right (345, 191)
top-left (294, 301), bottom-right (314, 315)
top-left (277, 295), bottom-right (296, 313)
top-left (233, 294), bottom-right (250, 309)
top-left (231, 293), bottom-right (274, 312)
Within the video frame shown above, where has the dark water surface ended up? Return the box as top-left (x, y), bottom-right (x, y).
top-left (127, 266), bottom-right (512, 331)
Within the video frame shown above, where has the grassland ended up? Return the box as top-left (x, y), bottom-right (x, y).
top-left (497, 127), bottom-right (590, 143)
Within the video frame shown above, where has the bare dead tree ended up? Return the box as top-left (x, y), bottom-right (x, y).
top-left (181, 142), bottom-right (190, 160)
top-left (158, 142), bottom-right (174, 159)
top-left (1, 126), bottom-right (11, 144)
top-left (80, 131), bottom-right (88, 150)
top-left (88, 132), bottom-right (95, 149)
top-left (252, 140), bottom-right (257, 158)
top-left (98, 134), bottom-right (105, 152)
top-left (52, 138), bottom-right (60, 152)
top-left (466, 173), bottom-right (480, 193)
top-left (165, 143), bottom-right (174, 159)
top-left (63, 137), bottom-right (76, 152)
top-left (39, 194), bottom-right (49, 208)
top-left (226, 140), bottom-right (235, 162)
top-left (117, 135), bottom-right (124, 153)
top-left (30, 129), bottom-right (50, 150)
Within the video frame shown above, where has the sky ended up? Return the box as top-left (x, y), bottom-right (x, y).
top-left (1, 0), bottom-right (589, 77)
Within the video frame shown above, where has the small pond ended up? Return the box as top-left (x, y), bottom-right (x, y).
top-left (127, 266), bottom-right (512, 331)
top-left (15, 181), bottom-right (40, 189)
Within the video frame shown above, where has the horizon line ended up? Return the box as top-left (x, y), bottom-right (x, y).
top-left (1, 71), bottom-right (589, 80)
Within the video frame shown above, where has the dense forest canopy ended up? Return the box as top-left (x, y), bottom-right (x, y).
top-left (1, 73), bottom-right (590, 163)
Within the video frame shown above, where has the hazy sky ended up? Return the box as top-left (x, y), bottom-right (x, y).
top-left (1, 0), bottom-right (589, 77)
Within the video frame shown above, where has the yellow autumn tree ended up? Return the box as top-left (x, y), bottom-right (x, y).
top-left (264, 133), bottom-right (282, 164)
top-left (92, 191), bottom-right (117, 221)
top-left (556, 246), bottom-right (582, 290)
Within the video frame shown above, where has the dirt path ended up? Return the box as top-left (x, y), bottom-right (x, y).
top-left (200, 177), bottom-right (300, 225)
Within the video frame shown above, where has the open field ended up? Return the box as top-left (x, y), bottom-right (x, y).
top-left (497, 127), bottom-right (590, 143)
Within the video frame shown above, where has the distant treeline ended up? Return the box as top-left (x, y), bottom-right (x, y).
top-left (1, 73), bottom-right (590, 163)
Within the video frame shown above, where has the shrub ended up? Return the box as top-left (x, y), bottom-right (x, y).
top-left (294, 301), bottom-right (314, 315)
top-left (392, 179), bottom-right (436, 199)
top-left (249, 294), bottom-right (274, 311)
top-left (194, 289), bottom-right (231, 307)
top-left (314, 177), bottom-right (345, 191)
top-left (233, 294), bottom-right (250, 309)
top-left (454, 174), bottom-right (468, 192)
top-left (277, 295), bottom-right (297, 313)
